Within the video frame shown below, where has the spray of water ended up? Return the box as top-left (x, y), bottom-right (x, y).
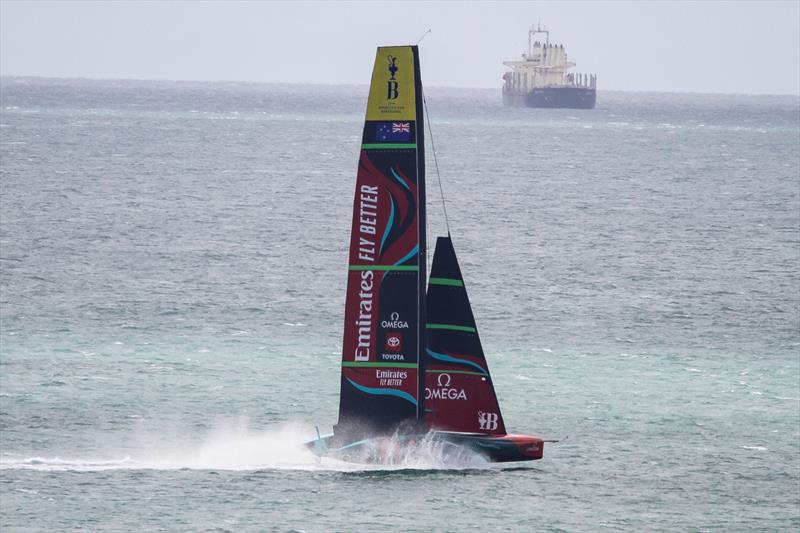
top-left (0, 420), bottom-right (490, 472)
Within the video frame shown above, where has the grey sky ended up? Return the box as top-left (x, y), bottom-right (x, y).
top-left (1, 0), bottom-right (798, 95)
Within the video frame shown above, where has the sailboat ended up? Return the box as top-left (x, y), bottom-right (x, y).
top-left (307, 45), bottom-right (545, 463)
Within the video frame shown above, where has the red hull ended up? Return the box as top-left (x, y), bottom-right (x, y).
top-left (435, 432), bottom-right (544, 462)
top-left (307, 431), bottom-right (544, 463)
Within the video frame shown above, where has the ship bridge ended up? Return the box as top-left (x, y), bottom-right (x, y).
top-left (503, 24), bottom-right (596, 93)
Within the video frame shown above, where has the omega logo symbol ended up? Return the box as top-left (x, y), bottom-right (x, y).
top-left (437, 373), bottom-right (452, 387)
top-left (390, 312), bottom-right (399, 321)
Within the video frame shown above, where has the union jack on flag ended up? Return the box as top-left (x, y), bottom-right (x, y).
top-left (376, 121), bottom-right (411, 142)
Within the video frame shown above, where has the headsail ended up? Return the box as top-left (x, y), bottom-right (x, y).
top-left (424, 236), bottom-right (507, 435)
top-left (336, 46), bottom-right (426, 439)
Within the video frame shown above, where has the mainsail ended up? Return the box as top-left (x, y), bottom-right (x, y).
top-left (424, 236), bottom-right (507, 435)
top-left (336, 46), bottom-right (426, 439)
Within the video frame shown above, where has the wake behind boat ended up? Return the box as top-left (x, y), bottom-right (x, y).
top-left (306, 45), bottom-right (545, 463)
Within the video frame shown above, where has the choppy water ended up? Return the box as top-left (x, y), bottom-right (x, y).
top-left (1, 77), bottom-right (798, 532)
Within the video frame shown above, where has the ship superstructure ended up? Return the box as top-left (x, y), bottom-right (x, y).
top-left (502, 24), bottom-right (596, 109)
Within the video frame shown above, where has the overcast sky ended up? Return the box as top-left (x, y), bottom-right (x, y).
top-left (1, 1), bottom-right (798, 95)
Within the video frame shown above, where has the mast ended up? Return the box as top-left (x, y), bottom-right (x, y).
top-left (529, 21), bottom-right (549, 54)
top-left (412, 46), bottom-right (427, 424)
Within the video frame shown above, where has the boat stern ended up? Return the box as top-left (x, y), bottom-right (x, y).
top-left (435, 431), bottom-right (545, 462)
top-left (501, 434), bottom-right (544, 460)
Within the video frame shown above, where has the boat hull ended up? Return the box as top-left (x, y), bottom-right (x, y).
top-left (503, 86), bottom-right (596, 109)
top-left (306, 431), bottom-right (544, 464)
top-left (438, 432), bottom-right (544, 463)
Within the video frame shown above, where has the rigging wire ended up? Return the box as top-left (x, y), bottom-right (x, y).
top-left (416, 29), bottom-right (431, 45)
top-left (422, 86), bottom-right (451, 236)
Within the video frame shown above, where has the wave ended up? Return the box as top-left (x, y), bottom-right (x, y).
top-left (0, 421), bottom-right (490, 473)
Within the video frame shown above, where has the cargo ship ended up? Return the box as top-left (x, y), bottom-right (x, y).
top-left (502, 24), bottom-right (596, 109)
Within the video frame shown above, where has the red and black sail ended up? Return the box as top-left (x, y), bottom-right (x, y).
top-left (423, 236), bottom-right (507, 435)
top-left (335, 46), bottom-right (426, 440)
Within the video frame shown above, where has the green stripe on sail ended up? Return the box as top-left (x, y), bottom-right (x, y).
top-left (427, 323), bottom-right (477, 333)
top-left (426, 369), bottom-right (487, 377)
top-left (428, 277), bottom-right (463, 287)
top-left (342, 362), bottom-right (418, 369)
top-left (349, 265), bottom-right (418, 271)
top-left (362, 143), bottom-right (417, 150)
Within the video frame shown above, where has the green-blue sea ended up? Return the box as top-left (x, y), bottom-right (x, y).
top-left (1, 77), bottom-right (798, 532)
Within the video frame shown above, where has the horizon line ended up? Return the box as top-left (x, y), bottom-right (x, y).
top-left (1, 74), bottom-right (798, 99)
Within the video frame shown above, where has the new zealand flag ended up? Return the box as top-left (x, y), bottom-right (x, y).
top-left (376, 122), bottom-right (411, 142)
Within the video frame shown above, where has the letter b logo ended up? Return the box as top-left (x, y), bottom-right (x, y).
top-left (387, 81), bottom-right (399, 100)
top-left (478, 411), bottom-right (499, 431)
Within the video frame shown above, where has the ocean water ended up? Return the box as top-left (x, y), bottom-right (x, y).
top-left (0, 77), bottom-right (798, 532)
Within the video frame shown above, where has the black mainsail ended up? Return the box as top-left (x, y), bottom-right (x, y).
top-left (335, 46), bottom-right (426, 440)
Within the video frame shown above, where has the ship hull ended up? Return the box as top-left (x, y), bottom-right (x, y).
top-left (503, 86), bottom-right (596, 109)
top-left (306, 431), bottom-right (544, 464)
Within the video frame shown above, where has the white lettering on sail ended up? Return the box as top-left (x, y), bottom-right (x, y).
top-left (354, 270), bottom-right (374, 361)
top-left (358, 185), bottom-right (379, 261)
top-left (425, 373), bottom-right (468, 401)
top-left (353, 184), bottom-right (380, 361)
top-left (376, 369), bottom-right (407, 387)
top-left (478, 411), bottom-right (499, 431)
top-left (425, 387), bottom-right (468, 401)
top-left (381, 311), bottom-right (409, 329)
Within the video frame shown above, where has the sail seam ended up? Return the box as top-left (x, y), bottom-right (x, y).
top-left (427, 323), bottom-right (477, 333)
top-left (428, 277), bottom-right (463, 287)
top-left (342, 362), bottom-right (418, 368)
top-left (426, 369), bottom-right (487, 377)
top-left (348, 265), bottom-right (418, 271)
top-left (362, 143), bottom-right (416, 149)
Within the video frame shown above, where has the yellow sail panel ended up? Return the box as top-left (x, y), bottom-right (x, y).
top-left (365, 46), bottom-right (416, 121)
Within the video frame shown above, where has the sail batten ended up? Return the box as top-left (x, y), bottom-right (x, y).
top-left (428, 277), bottom-right (464, 287)
top-left (427, 323), bottom-right (478, 333)
top-left (347, 265), bottom-right (419, 271)
top-left (342, 362), bottom-right (419, 368)
top-left (362, 143), bottom-right (417, 150)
